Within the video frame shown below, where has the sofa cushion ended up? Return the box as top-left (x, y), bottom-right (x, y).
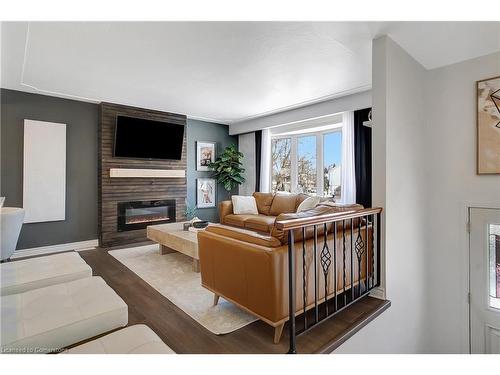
top-left (1, 251), bottom-right (92, 296)
top-left (223, 214), bottom-right (254, 228)
top-left (0, 276), bottom-right (128, 353)
top-left (231, 195), bottom-right (259, 215)
top-left (244, 215), bottom-right (277, 233)
top-left (269, 193), bottom-right (298, 216)
top-left (64, 324), bottom-right (175, 354)
top-left (252, 192), bottom-right (275, 215)
top-left (205, 224), bottom-right (282, 248)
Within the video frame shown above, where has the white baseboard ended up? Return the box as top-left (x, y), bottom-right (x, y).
top-left (11, 239), bottom-right (98, 259)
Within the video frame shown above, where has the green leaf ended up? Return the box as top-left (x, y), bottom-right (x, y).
top-left (208, 144), bottom-right (245, 192)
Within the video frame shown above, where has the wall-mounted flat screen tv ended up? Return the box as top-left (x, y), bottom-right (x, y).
top-left (113, 115), bottom-right (184, 160)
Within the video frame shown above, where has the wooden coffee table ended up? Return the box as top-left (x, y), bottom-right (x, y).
top-left (147, 222), bottom-right (205, 272)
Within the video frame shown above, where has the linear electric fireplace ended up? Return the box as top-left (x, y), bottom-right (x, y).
top-left (117, 199), bottom-right (176, 232)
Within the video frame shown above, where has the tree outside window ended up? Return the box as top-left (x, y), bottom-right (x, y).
top-left (297, 135), bottom-right (317, 194)
top-left (271, 138), bottom-right (291, 193)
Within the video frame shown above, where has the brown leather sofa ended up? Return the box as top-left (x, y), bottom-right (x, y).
top-left (219, 192), bottom-right (309, 233)
top-left (198, 193), bottom-right (372, 344)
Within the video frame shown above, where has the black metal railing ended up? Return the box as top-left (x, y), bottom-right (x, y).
top-left (276, 207), bottom-right (382, 354)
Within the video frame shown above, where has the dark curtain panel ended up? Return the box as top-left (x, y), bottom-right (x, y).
top-left (254, 130), bottom-right (262, 192)
top-left (354, 108), bottom-right (372, 208)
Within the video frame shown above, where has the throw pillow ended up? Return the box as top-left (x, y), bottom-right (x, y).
top-left (231, 195), bottom-right (259, 215)
top-left (296, 196), bottom-right (321, 212)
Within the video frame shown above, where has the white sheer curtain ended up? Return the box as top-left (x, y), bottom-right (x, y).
top-left (259, 128), bottom-right (271, 192)
top-left (341, 111), bottom-right (356, 203)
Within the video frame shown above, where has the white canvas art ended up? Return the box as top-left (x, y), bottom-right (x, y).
top-left (196, 178), bottom-right (216, 208)
top-left (23, 119), bottom-right (66, 223)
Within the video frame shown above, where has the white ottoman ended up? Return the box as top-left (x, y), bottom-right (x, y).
top-left (0, 252), bottom-right (92, 296)
top-left (64, 324), bottom-right (175, 354)
top-left (0, 276), bottom-right (128, 354)
top-left (0, 207), bottom-right (25, 261)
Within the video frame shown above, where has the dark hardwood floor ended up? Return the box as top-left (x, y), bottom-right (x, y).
top-left (79, 247), bottom-right (390, 354)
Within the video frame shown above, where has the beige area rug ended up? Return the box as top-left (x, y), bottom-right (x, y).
top-left (108, 244), bottom-right (257, 334)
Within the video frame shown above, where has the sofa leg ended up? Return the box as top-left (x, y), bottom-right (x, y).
top-left (274, 323), bottom-right (285, 344)
top-left (213, 294), bottom-right (220, 306)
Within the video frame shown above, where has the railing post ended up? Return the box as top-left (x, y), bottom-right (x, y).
top-left (313, 225), bottom-right (319, 323)
top-left (365, 215), bottom-right (369, 292)
top-left (287, 230), bottom-right (297, 354)
top-left (376, 212), bottom-right (381, 287)
top-left (350, 219), bottom-right (354, 302)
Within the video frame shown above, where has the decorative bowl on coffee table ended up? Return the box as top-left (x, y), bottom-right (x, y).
top-left (192, 221), bottom-right (209, 229)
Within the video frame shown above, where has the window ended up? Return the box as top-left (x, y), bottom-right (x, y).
top-left (490, 224), bottom-right (500, 310)
top-left (297, 135), bottom-right (317, 194)
top-left (271, 137), bottom-right (292, 193)
top-left (271, 129), bottom-right (342, 198)
top-left (323, 132), bottom-right (342, 200)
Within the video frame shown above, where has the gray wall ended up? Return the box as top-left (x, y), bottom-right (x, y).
top-left (186, 119), bottom-right (238, 222)
top-left (238, 132), bottom-right (256, 195)
top-left (1, 89), bottom-right (98, 249)
top-left (1, 89), bottom-right (237, 248)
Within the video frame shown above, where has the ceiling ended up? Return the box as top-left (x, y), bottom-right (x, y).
top-left (2, 22), bottom-right (499, 124)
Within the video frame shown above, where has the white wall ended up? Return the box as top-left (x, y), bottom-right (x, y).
top-left (229, 90), bottom-right (371, 135)
top-left (424, 51), bottom-right (500, 353)
top-left (238, 132), bottom-right (256, 195)
top-left (336, 41), bottom-right (500, 354)
top-left (335, 35), bottom-right (429, 353)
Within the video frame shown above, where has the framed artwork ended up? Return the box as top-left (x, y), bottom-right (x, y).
top-left (196, 141), bottom-right (216, 171)
top-left (477, 76), bottom-right (500, 174)
top-left (196, 178), bottom-right (216, 208)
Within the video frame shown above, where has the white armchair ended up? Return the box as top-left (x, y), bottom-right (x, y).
top-left (1, 207), bottom-right (25, 261)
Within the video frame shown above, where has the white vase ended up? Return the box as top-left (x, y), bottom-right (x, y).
top-left (1, 207), bottom-right (25, 261)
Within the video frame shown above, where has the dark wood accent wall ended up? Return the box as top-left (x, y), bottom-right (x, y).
top-left (98, 102), bottom-right (187, 247)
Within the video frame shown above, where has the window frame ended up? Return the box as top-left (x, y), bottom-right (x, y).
top-left (270, 127), bottom-right (342, 196)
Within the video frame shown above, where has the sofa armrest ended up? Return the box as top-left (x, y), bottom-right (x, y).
top-left (218, 200), bottom-right (233, 223)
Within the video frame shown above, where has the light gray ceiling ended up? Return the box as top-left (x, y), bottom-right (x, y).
top-left (2, 22), bottom-right (499, 124)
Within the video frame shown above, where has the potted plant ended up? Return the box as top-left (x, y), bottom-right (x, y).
top-left (208, 144), bottom-right (245, 194)
top-left (183, 199), bottom-right (197, 230)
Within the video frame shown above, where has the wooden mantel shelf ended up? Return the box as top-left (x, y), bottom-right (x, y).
top-left (109, 168), bottom-right (186, 178)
